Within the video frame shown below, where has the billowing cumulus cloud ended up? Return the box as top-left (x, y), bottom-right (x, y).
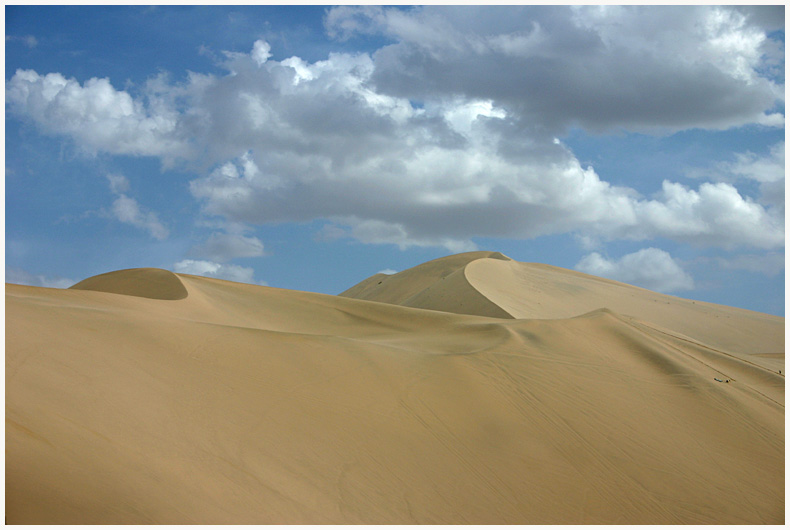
top-left (576, 248), bottom-right (695, 293)
top-left (633, 181), bottom-right (783, 249)
top-left (6, 7), bottom-right (784, 253)
top-left (6, 70), bottom-right (188, 160)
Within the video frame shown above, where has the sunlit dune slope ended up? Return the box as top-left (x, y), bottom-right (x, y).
top-left (6, 259), bottom-right (785, 524)
top-left (343, 252), bottom-right (784, 360)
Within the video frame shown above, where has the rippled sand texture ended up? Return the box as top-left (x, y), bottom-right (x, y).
top-left (6, 252), bottom-right (784, 523)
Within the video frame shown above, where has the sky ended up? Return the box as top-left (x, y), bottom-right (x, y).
top-left (4, 5), bottom-right (786, 316)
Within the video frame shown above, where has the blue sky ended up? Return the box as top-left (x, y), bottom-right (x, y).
top-left (5, 5), bottom-right (786, 315)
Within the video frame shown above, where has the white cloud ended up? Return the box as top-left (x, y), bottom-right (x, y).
top-left (315, 218), bottom-right (478, 252)
top-left (173, 259), bottom-right (265, 285)
top-left (6, 268), bottom-right (75, 289)
top-left (378, 269), bottom-right (398, 275)
top-left (687, 142), bottom-right (785, 214)
top-left (576, 248), bottom-right (695, 293)
top-left (110, 196), bottom-right (169, 240)
top-left (347, 218), bottom-right (479, 253)
top-left (6, 69), bottom-right (188, 160)
top-left (6, 8), bottom-right (785, 254)
top-left (632, 181), bottom-right (783, 249)
top-left (727, 142), bottom-right (785, 184)
top-left (105, 174), bottom-right (169, 240)
top-left (251, 40), bottom-right (272, 66)
top-left (189, 231), bottom-right (265, 262)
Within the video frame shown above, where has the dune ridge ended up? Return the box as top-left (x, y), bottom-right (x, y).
top-left (344, 252), bottom-right (784, 360)
top-left (6, 253), bottom-right (785, 524)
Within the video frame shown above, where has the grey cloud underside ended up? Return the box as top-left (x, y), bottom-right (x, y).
top-left (371, 46), bottom-right (774, 133)
top-left (733, 5), bottom-right (785, 32)
top-left (339, 5), bottom-right (782, 132)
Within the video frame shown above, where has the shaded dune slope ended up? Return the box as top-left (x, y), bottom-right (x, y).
top-left (5, 258), bottom-right (785, 524)
top-left (69, 268), bottom-right (188, 300)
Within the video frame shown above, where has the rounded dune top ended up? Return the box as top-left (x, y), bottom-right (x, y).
top-left (69, 268), bottom-right (188, 300)
top-left (339, 250), bottom-right (513, 318)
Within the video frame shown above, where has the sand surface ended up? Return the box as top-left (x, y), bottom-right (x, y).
top-left (6, 252), bottom-right (785, 523)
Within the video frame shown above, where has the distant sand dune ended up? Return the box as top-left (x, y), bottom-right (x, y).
top-left (6, 252), bottom-right (784, 524)
top-left (344, 252), bottom-right (784, 359)
top-left (69, 268), bottom-right (188, 300)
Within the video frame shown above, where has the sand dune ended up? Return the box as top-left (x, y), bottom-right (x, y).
top-left (340, 251), bottom-right (512, 318)
top-left (6, 253), bottom-right (785, 524)
top-left (70, 268), bottom-right (188, 300)
top-left (344, 252), bottom-right (784, 359)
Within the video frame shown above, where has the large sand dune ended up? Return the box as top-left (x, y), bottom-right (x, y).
top-left (6, 252), bottom-right (785, 523)
top-left (343, 252), bottom-right (784, 357)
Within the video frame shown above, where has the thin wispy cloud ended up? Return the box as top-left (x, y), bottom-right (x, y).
top-left (104, 174), bottom-right (169, 240)
top-left (6, 35), bottom-right (38, 48)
